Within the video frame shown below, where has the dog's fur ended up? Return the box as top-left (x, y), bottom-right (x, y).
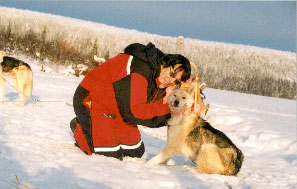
top-left (146, 84), bottom-right (244, 176)
top-left (0, 51), bottom-right (33, 106)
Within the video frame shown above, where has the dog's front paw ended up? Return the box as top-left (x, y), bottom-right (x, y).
top-left (166, 159), bottom-right (176, 166)
top-left (146, 159), bottom-right (159, 166)
top-left (146, 155), bottom-right (163, 166)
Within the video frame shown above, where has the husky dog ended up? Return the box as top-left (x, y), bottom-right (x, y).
top-left (146, 84), bottom-right (244, 176)
top-left (0, 51), bottom-right (33, 106)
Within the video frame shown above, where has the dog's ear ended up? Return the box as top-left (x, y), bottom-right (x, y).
top-left (187, 82), bottom-right (196, 97)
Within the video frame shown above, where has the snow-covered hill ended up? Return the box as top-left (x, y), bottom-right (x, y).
top-left (0, 57), bottom-right (296, 188)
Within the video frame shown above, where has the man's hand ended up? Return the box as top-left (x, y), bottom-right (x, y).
top-left (163, 85), bottom-right (175, 104)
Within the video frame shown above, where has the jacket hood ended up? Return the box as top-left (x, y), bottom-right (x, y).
top-left (124, 42), bottom-right (164, 78)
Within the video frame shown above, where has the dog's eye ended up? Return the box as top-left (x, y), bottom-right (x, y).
top-left (174, 95), bottom-right (176, 97)
top-left (182, 97), bottom-right (186, 99)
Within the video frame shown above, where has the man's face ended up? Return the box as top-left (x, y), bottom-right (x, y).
top-left (158, 64), bottom-right (183, 88)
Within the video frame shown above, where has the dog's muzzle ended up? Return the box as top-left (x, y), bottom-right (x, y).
top-left (174, 100), bottom-right (179, 107)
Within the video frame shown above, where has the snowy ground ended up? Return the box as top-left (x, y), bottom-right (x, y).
top-left (0, 57), bottom-right (296, 189)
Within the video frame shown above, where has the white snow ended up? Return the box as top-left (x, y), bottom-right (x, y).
top-left (0, 57), bottom-right (296, 189)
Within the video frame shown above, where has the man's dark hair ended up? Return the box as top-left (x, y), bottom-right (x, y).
top-left (161, 54), bottom-right (191, 82)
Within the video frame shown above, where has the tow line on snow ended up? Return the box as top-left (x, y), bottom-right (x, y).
top-left (3, 98), bottom-right (73, 106)
top-left (31, 98), bottom-right (73, 106)
top-left (1, 78), bottom-right (73, 106)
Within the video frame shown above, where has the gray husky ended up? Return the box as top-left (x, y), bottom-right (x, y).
top-left (146, 84), bottom-right (244, 176)
top-left (0, 51), bottom-right (33, 106)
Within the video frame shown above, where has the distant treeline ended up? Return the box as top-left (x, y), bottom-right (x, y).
top-left (0, 7), bottom-right (295, 100)
top-left (0, 24), bottom-right (108, 70)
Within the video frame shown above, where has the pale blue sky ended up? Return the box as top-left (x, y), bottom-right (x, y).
top-left (0, 1), bottom-right (295, 52)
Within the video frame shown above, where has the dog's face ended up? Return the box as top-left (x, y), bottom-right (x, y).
top-left (167, 86), bottom-right (195, 111)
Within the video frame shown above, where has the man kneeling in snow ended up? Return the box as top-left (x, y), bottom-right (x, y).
top-left (70, 42), bottom-right (191, 160)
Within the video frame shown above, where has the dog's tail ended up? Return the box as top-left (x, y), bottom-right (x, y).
top-left (233, 148), bottom-right (244, 175)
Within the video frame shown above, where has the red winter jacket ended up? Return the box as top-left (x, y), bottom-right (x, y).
top-left (72, 43), bottom-right (170, 156)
